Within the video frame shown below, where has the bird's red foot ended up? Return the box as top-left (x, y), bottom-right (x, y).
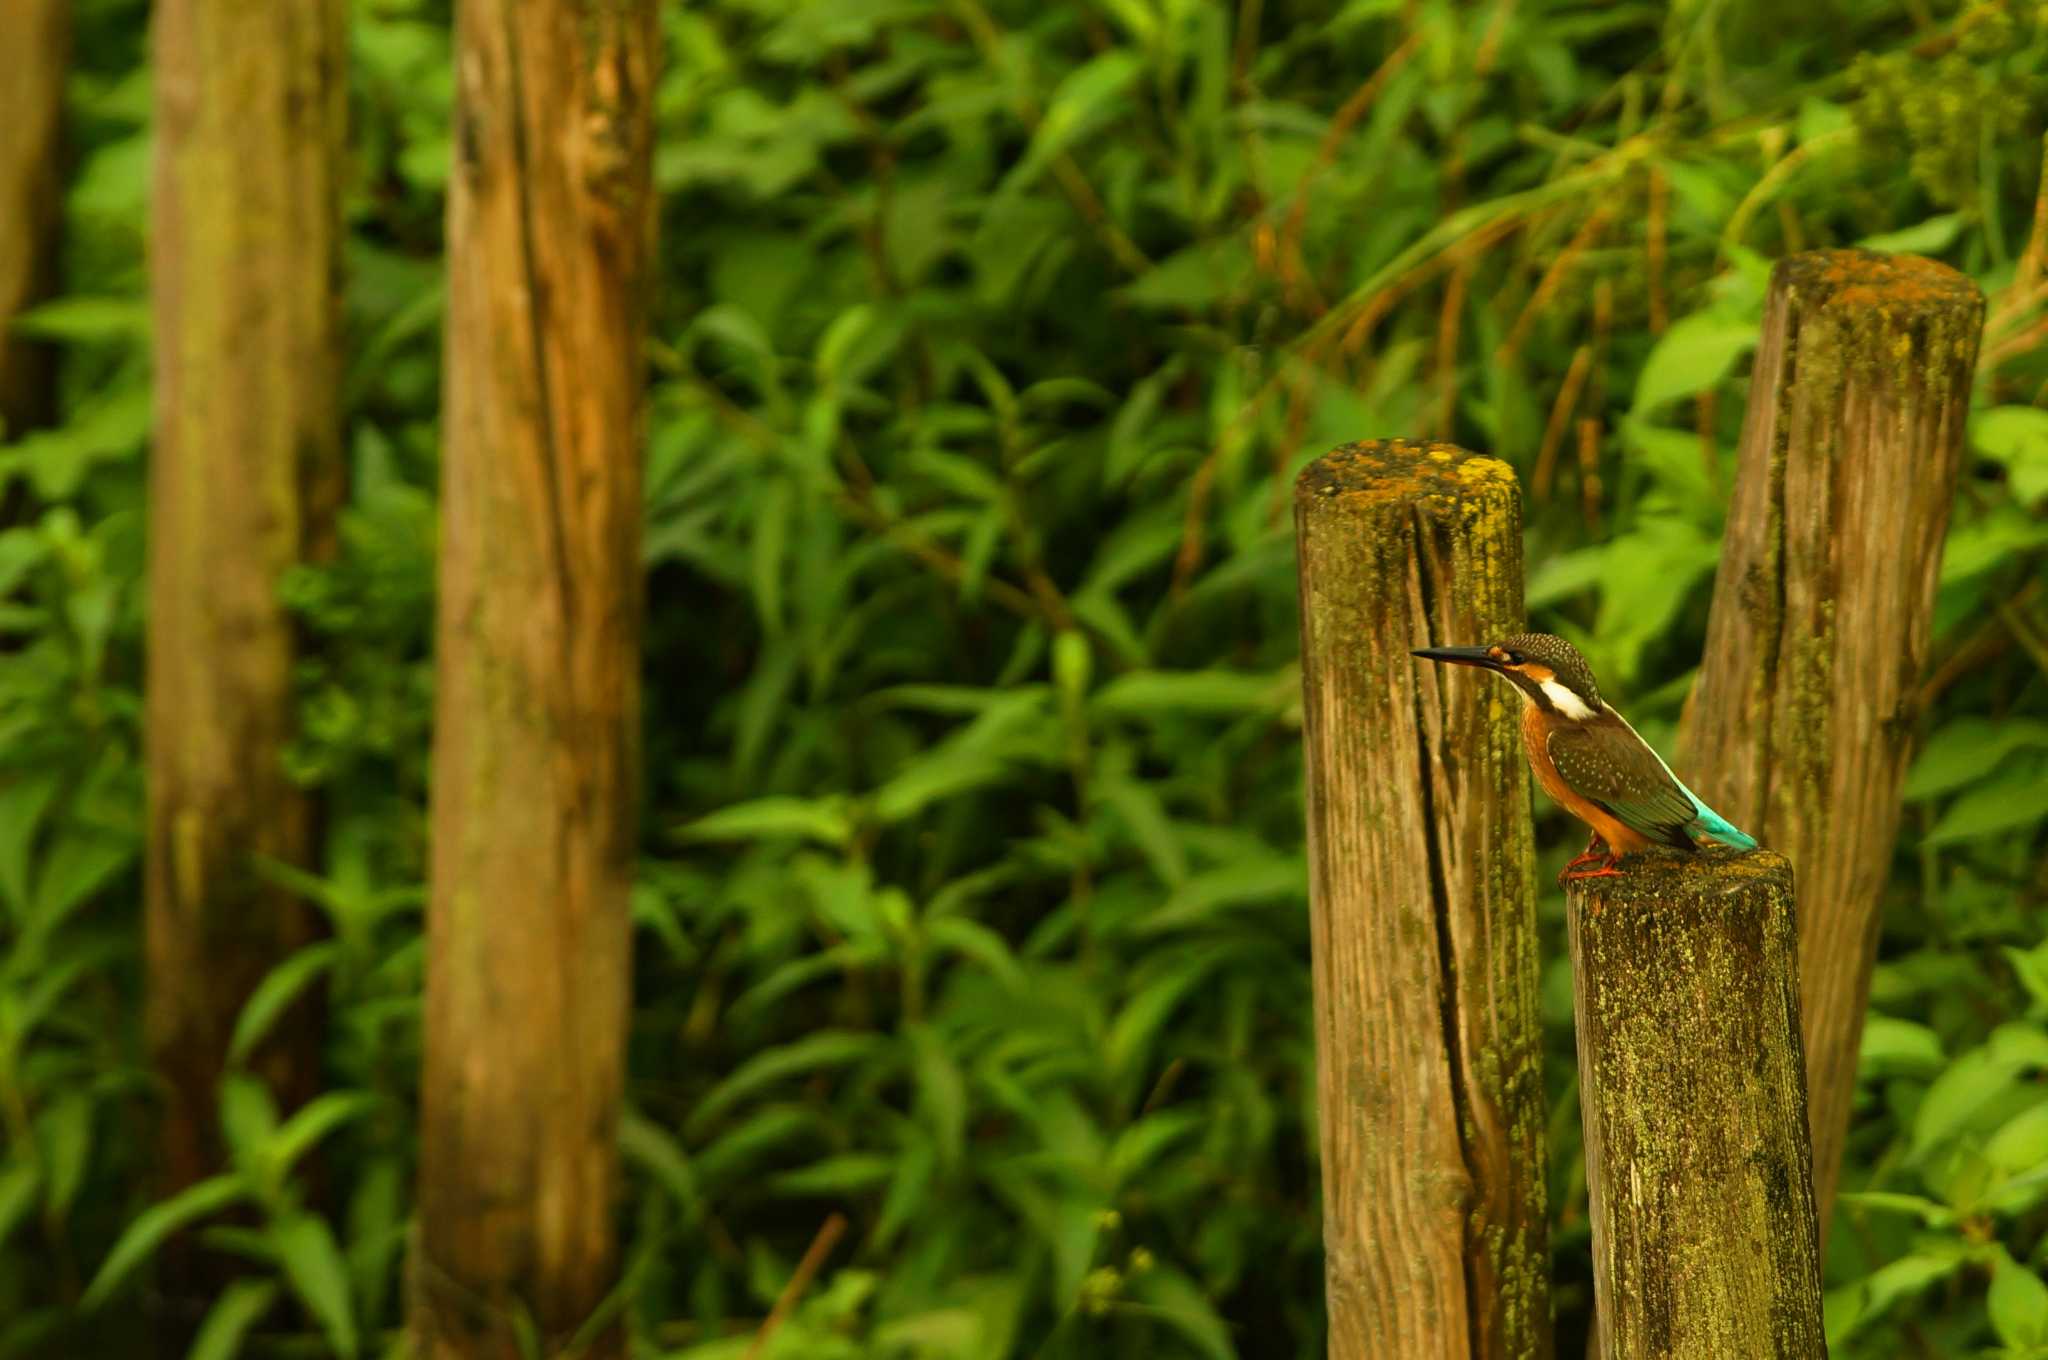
top-left (1563, 837), bottom-right (1608, 871)
top-left (1560, 863), bottom-right (1626, 881)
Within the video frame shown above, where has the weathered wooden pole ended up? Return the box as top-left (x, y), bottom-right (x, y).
top-left (412, 2), bottom-right (655, 1357)
top-left (0, 0), bottom-right (68, 438)
top-left (1566, 853), bottom-right (1826, 1360)
top-left (146, 0), bottom-right (345, 1310)
top-left (1295, 440), bottom-right (1551, 1359)
top-left (1681, 249), bottom-right (1983, 1229)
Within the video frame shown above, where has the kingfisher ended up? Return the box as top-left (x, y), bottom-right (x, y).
top-left (1411, 632), bottom-right (1758, 879)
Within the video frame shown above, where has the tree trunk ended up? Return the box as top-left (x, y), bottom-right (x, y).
top-left (0, 0), bottom-right (69, 438)
top-left (1566, 852), bottom-right (1826, 1360)
top-left (1294, 441), bottom-right (1551, 1360)
top-left (146, 0), bottom-right (345, 1308)
top-left (1680, 249), bottom-right (1983, 1232)
top-left (410, 3), bottom-right (655, 1357)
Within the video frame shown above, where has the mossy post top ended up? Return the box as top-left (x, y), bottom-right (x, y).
top-left (1296, 437), bottom-right (1520, 511)
top-left (1770, 249), bottom-right (1984, 386)
top-left (1564, 847), bottom-right (1793, 913)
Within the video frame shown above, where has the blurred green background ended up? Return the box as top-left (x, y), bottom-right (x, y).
top-left (5, 0), bottom-right (2048, 1355)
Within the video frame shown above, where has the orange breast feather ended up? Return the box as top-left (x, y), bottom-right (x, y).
top-left (1519, 704), bottom-right (1654, 853)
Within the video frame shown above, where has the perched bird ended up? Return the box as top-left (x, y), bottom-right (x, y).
top-left (1411, 632), bottom-right (1757, 879)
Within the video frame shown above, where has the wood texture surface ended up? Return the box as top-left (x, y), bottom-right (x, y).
top-left (0, 0), bottom-right (67, 437)
top-left (1680, 249), bottom-right (1983, 1229)
top-left (411, 4), bottom-right (655, 1357)
top-left (145, 0), bottom-right (345, 1310)
top-left (1567, 852), bottom-right (1825, 1360)
top-left (1294, 441), bottom-right (1550, 1360)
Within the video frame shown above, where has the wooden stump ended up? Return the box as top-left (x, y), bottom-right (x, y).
top-left (1294, 440), bottom-right (1551, 1360)
top-left (1681, 249), bottom-right (1984, 1229)
top-left (1567, 852), bottom-right (1825, 1360)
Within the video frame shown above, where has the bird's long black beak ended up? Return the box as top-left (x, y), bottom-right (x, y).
top-left (1410, 645), bottom-right (1502, 672)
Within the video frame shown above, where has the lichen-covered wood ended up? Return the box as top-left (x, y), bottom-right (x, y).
top-left (1294, 441), bottom-right (1550, 1360)
top-left (1680, 249), bottom-right (1983, 1230)
top-left (1567, 852), bottom-right (1824, 1360)
top-left (411, 3), bottom-right (655, 1358)
top-left (146, 0), bottom-right (345, 1298)
top-left (0, 0), bottom-right (67, 437)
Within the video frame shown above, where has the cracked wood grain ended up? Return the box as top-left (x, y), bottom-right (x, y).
top-left (1680, 249), bottom-right (1983, 1236)
top-left (1295, 441), bottom-right (1550, 1360)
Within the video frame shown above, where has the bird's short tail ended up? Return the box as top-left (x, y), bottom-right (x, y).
top-left (1684, 792), bottom-right (1758, 850)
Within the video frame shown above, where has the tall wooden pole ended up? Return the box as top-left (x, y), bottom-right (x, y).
top-left (146, 0), bottom-right (344, 1293)
top-left (411, 3), bottom-right (655, 1357)
top-left (1566, 854), bottom-right (1826, 1360)
top-left (1294, 441), bottom-right (1551, 1359)
top-left (1681, 250), bottom-right (1983, 1229)
top-left (0, 0), bottom-right (68, 438)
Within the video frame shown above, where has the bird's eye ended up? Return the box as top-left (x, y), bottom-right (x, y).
top-left (1502, 650), bottom-right (1523, 665)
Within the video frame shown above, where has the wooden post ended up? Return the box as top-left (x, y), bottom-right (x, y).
top-left (1681, 249), bottom-right (1983, 1229)
top-left (146, 0), bottom-right (344, 1302)
top-left (1566, 853), bottom-right (1826, 1360)
top-left (0, 0), bottom-right (67, 437)
top-left (411, 3), bottom-right (655, 1358)
top-left (1294, 440), bottom-right (1551, 1360)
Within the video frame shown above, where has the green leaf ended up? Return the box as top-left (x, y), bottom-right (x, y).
top-left (1138, 856), bottom-right (1305, 934)
top-left (907, 1022), bottom-right (966, 1167)
top-left (1987, 1099), bottom-right (2048, 1175)
top-left (35, 1090), bottom-right (91, 1221)
top-left (32, 828), bottom-right (133, 933)
top-left (9, 295), bottom-right (147, 344)
top-left (1824, 1249), bottom-right (1969, 1346)
top-left (83, 1174), bottom-right (250, 1309)
top-left (1989, 1248), bottom-right (2048, 1349)
top-left (1905, 719), bottom-right (2048, 800)
top-left (687, 1032), bottom-right (888, 1136)
top-left (1858, 1016), bottom-right (1944, 1080)
top-left (229, 943), bottom-right (339, 1067)
top-left (1974, 405), bottom-right (2048, 507)
top-left (1857, 214), bottom-right (1964, 254)
top-left (924, 916), bottom-right (1028, 992)
top-left (1005, 52), bottom-right (1144, 192)
top-left (1913, 1026), bottom-right (2048, 1158)
top-left (268, 1092), bottom-right (379, 1179)
top-left (1093, 669), bottom-right (1291, 718)
top-left (870, 751), bottom-right (1015, 825)
top-left (621, 1110), bottom-right (705, 1226)
top-left (1832, 1191), bottom-right (1954, 1227)
top-left (219, 1077), bottom-right (280, 1171)
top-left (187, 1279), bottom-right (281, 1360)
top-left (1122, 238), bottom-right (1254, 310)
top-left (1923, 761), bottom-right (2048, 844)
top-left (0, 1159), bottom-right (40, 1250)
top-left (768, 1153), bottom-right (894, 1195)
top-left (269, 1212), bottom-right (357, 1359)
top-left (1127, 1265), bottom-right (1237, 1360)
top-left (1631, 311), bottom-right (1757, 414)
top-left (676, 796), bottom-right (852, 849)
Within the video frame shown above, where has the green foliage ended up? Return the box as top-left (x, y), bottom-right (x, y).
top-left (0, 0), bottom-right (2044, 1356)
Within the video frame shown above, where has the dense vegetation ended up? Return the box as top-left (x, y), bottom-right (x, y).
top-left (4, 0), bottom-right (2047, 1355)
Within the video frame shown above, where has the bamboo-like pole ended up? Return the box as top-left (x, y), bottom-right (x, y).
top-left (1681, 249), bottom-right (1983, 1230)
top-left (1294, 440), bottom-right (1551, 1360)
top-left (147, 0), bottom-right (344, 1314)
top-left (1566, 853), bottom-right (1825, 1360)
top-left (411, 4), bottom-right (655, 1357)
top-left (0, 0), bottom-right (67, 437)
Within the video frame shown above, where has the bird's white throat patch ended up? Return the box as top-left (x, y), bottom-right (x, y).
top-left (1540, 678), bottom-right (1597, 720)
